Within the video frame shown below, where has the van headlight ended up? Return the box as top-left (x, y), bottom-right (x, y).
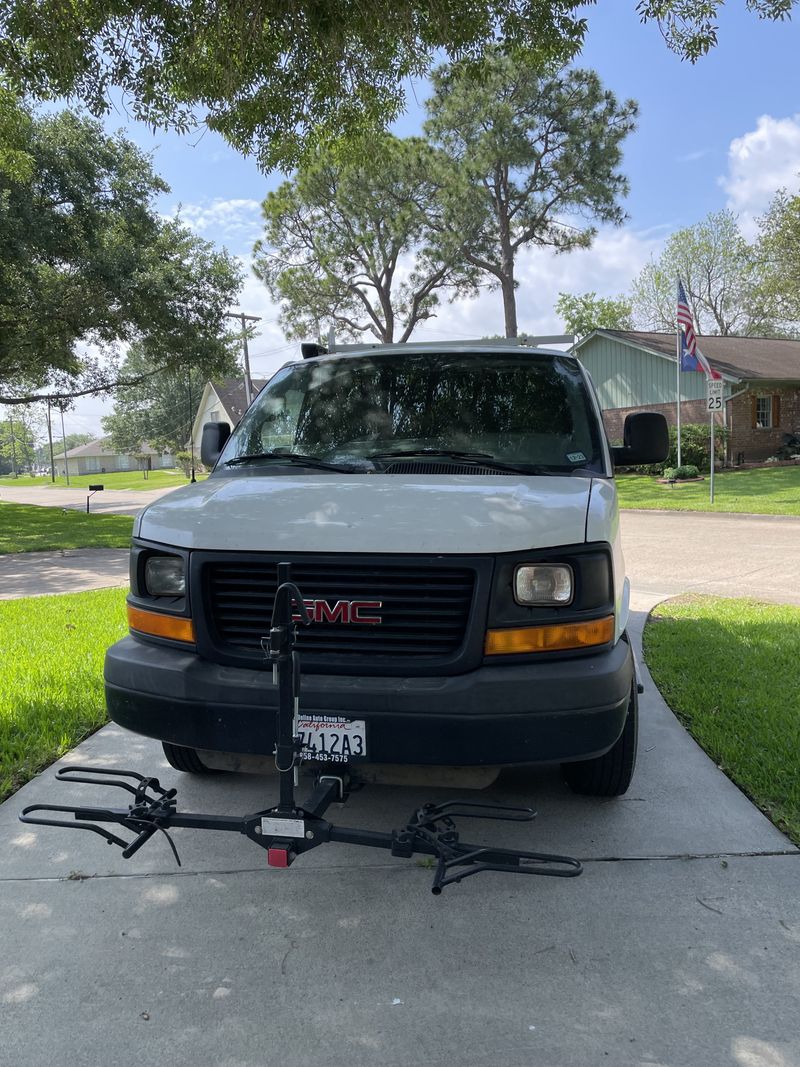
top-left (144, 555), bottom-right (186, 596)
top-left (514, 564), bottom-right (573, 606)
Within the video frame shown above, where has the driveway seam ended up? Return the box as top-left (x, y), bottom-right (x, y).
top-left (2, 847), bottom-right (797, 884)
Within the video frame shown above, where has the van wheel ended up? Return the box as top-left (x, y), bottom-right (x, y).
top-left (562, 683), bottom-right (638, 797)
top-left (162, 742), bottom-right (218, 774)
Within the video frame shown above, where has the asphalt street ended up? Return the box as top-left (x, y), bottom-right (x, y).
top-left (0, 483), bottom-right (177, 516)
top-left (1, 509), bottom-right (798, 1066)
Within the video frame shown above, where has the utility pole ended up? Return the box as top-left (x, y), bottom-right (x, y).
top-left (46, 401), bottom-right (56, 482)
top-left (225, 311), bottom-right (261, 408)
top-left (187, 375), bottom-right (196, 483)
top-left (8, 413), bottom-right (18, 478)
top-left (59, 405), bottom-right (70, 486)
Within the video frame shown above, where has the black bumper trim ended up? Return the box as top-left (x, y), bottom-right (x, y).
top-left (104, 636), bottom-right (633, 766)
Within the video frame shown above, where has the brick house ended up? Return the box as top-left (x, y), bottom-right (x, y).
top-left (574, 330), bottom-right (800, 463)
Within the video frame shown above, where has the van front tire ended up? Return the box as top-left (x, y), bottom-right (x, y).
top-left (162, 742), bottom-right (218, 774)
top-left (562, 683), bottom-right (638, 797)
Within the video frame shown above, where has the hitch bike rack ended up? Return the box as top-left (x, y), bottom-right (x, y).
top-left (20, 564), bottom-right (582, 894)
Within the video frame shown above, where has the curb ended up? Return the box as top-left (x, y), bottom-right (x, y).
top-left (620, 508), bottom-right (800, 522)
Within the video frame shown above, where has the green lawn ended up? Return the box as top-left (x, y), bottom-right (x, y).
top-left (617, 465), bottom-right (800, 516)
top-left (0, 502), bottom-right (133, 554)
top-left (0, 469), bottom-right (197, 490)
top-left (0, 588), bottom-right (128, 801)
top-left (644, 595), bottom-right (800, 845)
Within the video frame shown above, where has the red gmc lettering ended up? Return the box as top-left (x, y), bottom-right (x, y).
top-left (312, 599), bottom-right (348, 624)
top-left (292, 599), bottom-right (383, 624)
top-left (350, 601), bottom-right (382, 624)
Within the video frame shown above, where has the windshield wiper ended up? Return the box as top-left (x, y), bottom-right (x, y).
top-left (369, 448), bottom-right (495, 461)
top-left (367, 448), bottom-right (551, 476)
top-left (224, 451), bottom-right (359, 472)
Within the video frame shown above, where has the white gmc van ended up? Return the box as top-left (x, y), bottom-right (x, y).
top-left (105, 340), bottom-right (668, 796)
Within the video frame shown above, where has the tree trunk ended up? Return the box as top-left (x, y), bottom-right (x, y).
top-left (501, 268), bottom-right (517, 338)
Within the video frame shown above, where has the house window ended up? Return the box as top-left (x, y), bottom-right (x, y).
top-left (755, 397), bottom-right (773, 429)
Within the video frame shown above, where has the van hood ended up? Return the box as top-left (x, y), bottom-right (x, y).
top-left (136, 474), bottom-right (591, 554)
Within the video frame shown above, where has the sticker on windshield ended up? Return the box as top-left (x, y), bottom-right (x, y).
top-left (566, 451), bottom-right (586, 464)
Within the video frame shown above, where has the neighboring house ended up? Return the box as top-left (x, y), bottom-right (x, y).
top-left (574, 330), bottom-right (800, 463)
top-left (190, 377), bottom-right (268, 458)
top-left (55, 439), bottom-right (175, 477)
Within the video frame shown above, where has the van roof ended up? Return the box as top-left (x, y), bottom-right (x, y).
top-left (297, 337), bottom-right (575, 362)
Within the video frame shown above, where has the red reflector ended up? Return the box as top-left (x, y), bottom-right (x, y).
top-left (268, 847), bottom-right (291, 868)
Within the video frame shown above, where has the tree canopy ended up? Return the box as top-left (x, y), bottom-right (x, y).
top-left (630, 210), bottom-right (768, 336)
top-left (0, 104), bottom-right (244, 405)
top-left (555, 291), bottom-right (633, 337)
top-left (0, 1), bottom-right (794, 170)
top-left (253, 136), bottom-right (476, 343)
top-left (425, 53), bottom-right (637, 337)
top-left (757, 187), bottom-right (800, 330)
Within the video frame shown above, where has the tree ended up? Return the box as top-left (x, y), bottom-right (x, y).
top-left (756, 188), bottom-right (800, 329)
top-left (253, 137), bottom-right (477, 343)
top-left (102, 344), bottom-right (239, 457)
top-left (0, 103), bottom-right (245, 407)
top-left (635, 0), bottom-right (796, 62)
top-left (0, 406), bottom-right (40, 473)
top-left (630, 211), bottom-right (768, 336)
top-left (0, 3), bottom-right (791, 172)
top-left (425, 53), bottom-right (637, 337)
top-left (555, 292), bottom-right (633, 337)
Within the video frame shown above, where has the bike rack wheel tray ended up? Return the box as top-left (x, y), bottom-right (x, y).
top-left (20, 563), bottom-right (582, 895)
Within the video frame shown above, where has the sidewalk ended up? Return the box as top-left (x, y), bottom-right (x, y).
top-left (0, 548), bottom-right (128, 599)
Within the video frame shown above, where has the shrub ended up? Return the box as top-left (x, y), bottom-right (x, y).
top-left (675, 464), bottom-right (700, 479)
top-left (175, 451), bottom-right (195, 476)
top-left (635, 423), bottom-right (728, 475)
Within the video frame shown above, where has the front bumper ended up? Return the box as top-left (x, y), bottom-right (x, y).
top-left (105, 637), bottom-right (634, 766)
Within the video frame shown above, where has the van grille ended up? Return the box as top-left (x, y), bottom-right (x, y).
top-left (204, 559), bottom-right (476, 658)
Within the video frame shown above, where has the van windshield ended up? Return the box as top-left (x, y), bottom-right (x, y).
top-left (220, 351), bottom-right (604, 474)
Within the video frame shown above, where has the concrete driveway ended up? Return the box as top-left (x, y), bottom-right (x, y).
top-left (1, 512), bottom-right (799, 1066)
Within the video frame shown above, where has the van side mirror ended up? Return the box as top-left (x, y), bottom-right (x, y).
top-left (612, 412), bottom-right (669, 467)
top-left (201, 422), bottom-right (231, 467)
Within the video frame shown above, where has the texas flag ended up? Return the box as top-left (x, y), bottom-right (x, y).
top-left (680, 332), bottom-right (721, 379)
top-left (677, 280), bottom-right (722, 380)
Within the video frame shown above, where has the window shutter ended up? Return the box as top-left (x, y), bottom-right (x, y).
top-left (751, 394), bottom-right (757, 429)
top-left (773, 394), bottom-right (781, 428)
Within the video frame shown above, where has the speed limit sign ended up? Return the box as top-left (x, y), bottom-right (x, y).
top-left (707, 379), bottom-right (724, 411)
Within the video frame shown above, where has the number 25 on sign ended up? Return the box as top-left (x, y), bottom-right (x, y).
top-left (707, 379), bottom-right (724, 411)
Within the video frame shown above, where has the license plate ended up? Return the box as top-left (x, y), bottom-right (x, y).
top-left (297, 716), bottom-right (366, 763)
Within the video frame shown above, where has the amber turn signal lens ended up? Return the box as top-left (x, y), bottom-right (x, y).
top-left (485, 616), bottom-right (615, 655)
top-left (128, 604), bottom-right (195, 643)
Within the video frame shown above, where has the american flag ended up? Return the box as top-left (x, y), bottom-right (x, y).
top-left (677, 280), bottom-right (721, 380)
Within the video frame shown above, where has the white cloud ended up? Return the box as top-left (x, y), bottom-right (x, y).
top-left (413, 225), bottom-right (664, 342)
top-left (720, 114), bottom-right (800, 236)
top-left (171, 198), bottom-right (263, 251)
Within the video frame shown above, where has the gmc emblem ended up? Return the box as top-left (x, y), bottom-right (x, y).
top-left (293, 599), bottom-right (383, 625)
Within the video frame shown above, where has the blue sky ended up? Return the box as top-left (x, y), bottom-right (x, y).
top-left (69, 1), bottom-right (800, 435)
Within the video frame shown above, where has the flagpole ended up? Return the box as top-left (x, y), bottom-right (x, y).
top-left (676, 295), bottom-right (682, 468)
